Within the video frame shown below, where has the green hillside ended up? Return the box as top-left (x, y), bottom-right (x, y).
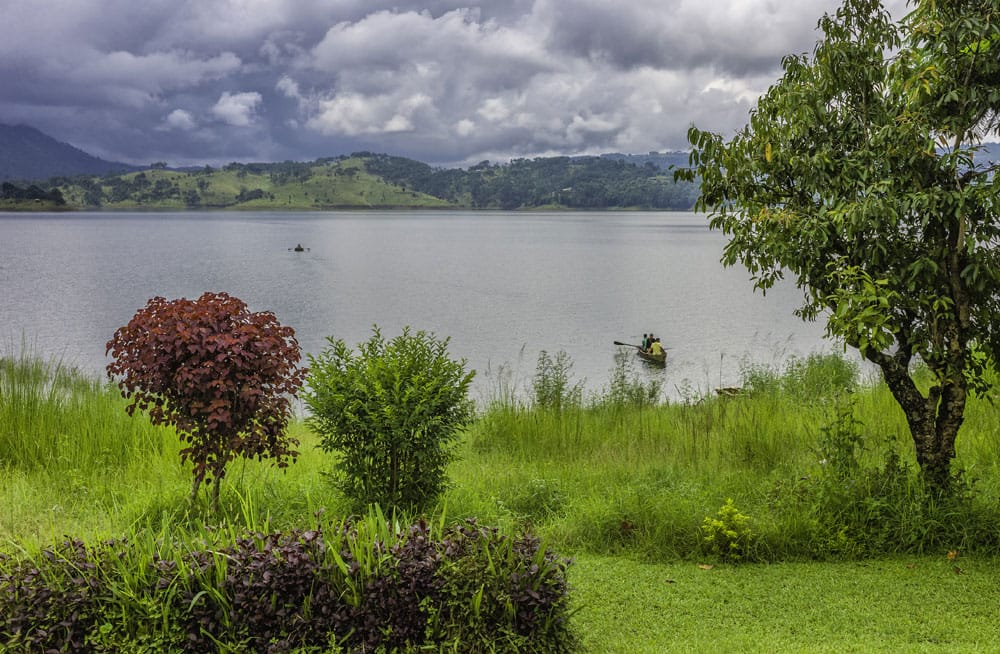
top-left (53, 156), bottom-right (451, 210)
top-left (16, 152), bottom-right (697, 211)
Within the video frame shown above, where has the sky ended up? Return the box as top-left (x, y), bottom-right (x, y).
top-left (0, 0), bottom-right (912, 168)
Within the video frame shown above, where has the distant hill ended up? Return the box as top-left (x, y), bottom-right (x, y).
top-left (41, 153), bottom-right (698, 211)
top-left (0, 124), bottom-right (137, 182)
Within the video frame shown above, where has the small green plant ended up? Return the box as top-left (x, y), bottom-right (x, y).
top-left (701, 499), bottom-right (755, 562)
top-left (816, 397), bottom-right (867, 482)
top-left (532, 350), bottom-right (583, 410)
top-left (305, 326), bottom-right (475, 512)
top-left (595, 350), bottom-right (662, 408)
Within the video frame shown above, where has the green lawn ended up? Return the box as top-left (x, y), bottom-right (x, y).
top-left (570, 554), bottom-right (1000, 652)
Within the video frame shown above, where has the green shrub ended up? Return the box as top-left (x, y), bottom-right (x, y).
top-left (305, 326), bottom-right (475, 512)
top-left (701, 499), bottom-right (755, 562)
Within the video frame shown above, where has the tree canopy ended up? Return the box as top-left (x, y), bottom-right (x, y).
top-left (680, 0), bottom-right (1000, 489)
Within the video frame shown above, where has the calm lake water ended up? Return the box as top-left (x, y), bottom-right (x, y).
top-left (0, 210), bottom-right (835, 401)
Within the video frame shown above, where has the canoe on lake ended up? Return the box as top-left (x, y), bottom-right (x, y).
top-left (613, 340), bottom-right (668, 366)
top-left (636, 348), bottom-right (667, 366)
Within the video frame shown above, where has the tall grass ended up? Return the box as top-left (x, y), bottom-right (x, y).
top-left (0, 351), bottom-right (170, 470)
top-left (454, 351), bottom-right (1000, 560)
top-left (0, 350), bottom-right (338, 545)
top-left (2, 348), bottom-right (1000, 561)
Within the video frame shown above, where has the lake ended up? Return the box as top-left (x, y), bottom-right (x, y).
top-left (0, 210), bottom-right (836, 402)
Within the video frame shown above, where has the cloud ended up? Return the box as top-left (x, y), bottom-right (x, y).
top-left (212, 91), bottom-right (263, 126)
top-left (163, 109), bottom-right (197, 131)
top-left (0, 0), bottom-right (915, 166)
top-left (306, 92), bottom-right (431, 136)
top-left (275, 75), bottom-right (301, 100)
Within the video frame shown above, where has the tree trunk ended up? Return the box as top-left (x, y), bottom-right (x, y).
top-left (190, 473), bottom-right (204, 506)
top-left (879, 360), bottom-right (966, 493)
top-left (922, 379), bottom-right (966, 491)
top-left (211, 476), bottom-right (222, 514)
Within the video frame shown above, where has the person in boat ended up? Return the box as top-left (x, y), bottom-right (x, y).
top-left (641, 333), bottom-right (649, 351)
top-left (649, 337), bottom-right (665, 357)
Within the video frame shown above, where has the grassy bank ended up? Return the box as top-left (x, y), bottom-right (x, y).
top-left (2, 350), bottom-right (1000, 650)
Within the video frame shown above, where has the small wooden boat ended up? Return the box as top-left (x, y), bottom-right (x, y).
top-left (636, 348), bottom-right (667, 366)
top-left (613, 340), bottom-right (667, 366)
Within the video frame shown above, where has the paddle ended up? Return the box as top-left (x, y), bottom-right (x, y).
top-left (613, 340), bottom-right (672, 350)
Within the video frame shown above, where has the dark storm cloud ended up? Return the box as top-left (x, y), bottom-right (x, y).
top-left (0, 0), bottom-right (910, 167)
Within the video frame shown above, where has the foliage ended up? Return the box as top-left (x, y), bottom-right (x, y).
top-left (0, 513), bottom-right (578, 653)
top-left (680, 0), bottom-right (1000, 490)
top-left (363, 152), bottom-right (698, 209)
top-left (769, 397), bottom-right (999, 558)
top-left (0, 181), bottom-right (65, 205)
top-left (532, 350), bottom-right (584, 411)
top-left (593, 349), bottom-right (663, 408)
top-left (305, 326), bottom-right (475, 512)
top-left (701, 499), bottom-right (756, 562)
top-left (105, 292), bottom-right (306, 511)
top-left (740, 352), bottom-right (859, 402)
top-left (10, 345), bottom-right (1000, 583)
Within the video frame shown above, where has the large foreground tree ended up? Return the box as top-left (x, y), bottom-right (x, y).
top-left (681, 0), bottom-right (1000, 490)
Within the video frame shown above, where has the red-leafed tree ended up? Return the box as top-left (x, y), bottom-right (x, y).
top-left (106, 292), bottom-right (306, 511)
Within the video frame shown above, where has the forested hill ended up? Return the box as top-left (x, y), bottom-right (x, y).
top-left (25, 152), bottom-right (698, 211)
top-left (361, 153), bottom-right (696, 209)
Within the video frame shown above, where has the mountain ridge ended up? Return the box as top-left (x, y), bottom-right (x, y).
top-left (0, 124), bottom-right (138, 182)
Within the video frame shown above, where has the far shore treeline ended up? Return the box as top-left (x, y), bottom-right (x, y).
top-left (0, 152), bottom-right (698, 212)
